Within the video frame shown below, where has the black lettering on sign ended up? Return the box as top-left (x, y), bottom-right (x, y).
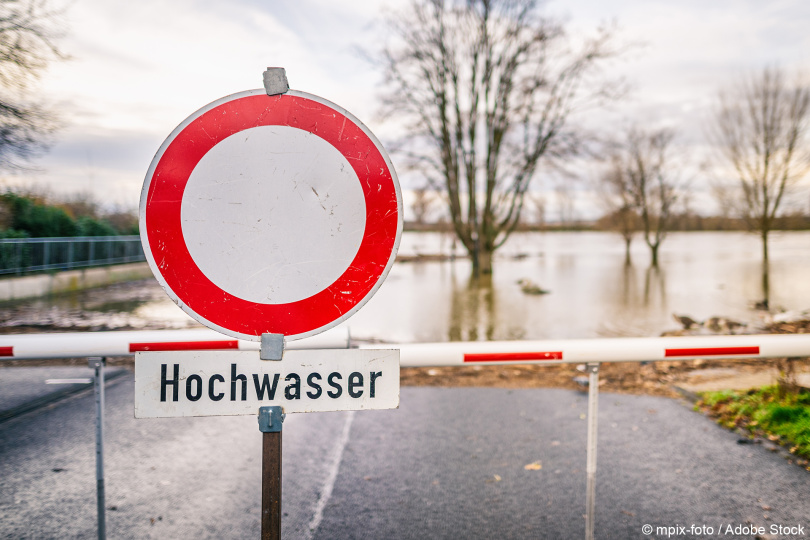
top-left (160, 364), bottom-right (179, 402)
top-left (348, 372), bottom-right (363, 398)
top-left (208, 374), bottom-right (225, 401)
top-left (186, 374), bottom-right (203, 401)
top-left (327, 372), bottom-right (342, 398)
top-left (156, 366), bottom-right (388, 403)
top-left (306, 372), bottom-right (322, 399)
top-left (285, 373), bottom-right (301, 400)
top-left (230, 364), bottom-right (247, 401)
top-left (253, 373), bottom-right (280, 400)
top-left (370, 371), bottom-right (382, 398)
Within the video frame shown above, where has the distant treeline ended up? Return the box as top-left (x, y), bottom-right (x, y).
top-left (593, 210), bottom-right (810, 233)
top-left (404, 211), bottom-right (810, 233)
top-left (0, 191), bottom-right (139, 238)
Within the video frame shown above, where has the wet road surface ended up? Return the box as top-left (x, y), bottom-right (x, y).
top-left (1, 371), bottom-right (809, 539)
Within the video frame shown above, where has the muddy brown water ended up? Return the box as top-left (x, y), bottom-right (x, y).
top-left (0, 231), bottom-right (807, 343)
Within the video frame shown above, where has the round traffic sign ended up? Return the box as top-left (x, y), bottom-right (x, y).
top-left (140, 89), bottom-right (402, 341)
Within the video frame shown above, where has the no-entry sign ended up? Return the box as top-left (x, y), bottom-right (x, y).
top-left (140, 89), bottom-right (402, 341)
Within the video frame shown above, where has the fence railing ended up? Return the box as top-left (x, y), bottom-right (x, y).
top-left (0, 235), bottom-right (145, 275)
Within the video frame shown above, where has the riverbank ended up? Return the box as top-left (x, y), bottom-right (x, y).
top-left (0, 263), bottom-right (153, 302)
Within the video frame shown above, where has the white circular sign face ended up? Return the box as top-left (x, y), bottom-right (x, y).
top-left (140, 89), bottom-right (402, 341)
top-left (181, 125), bottom-right (366, 305)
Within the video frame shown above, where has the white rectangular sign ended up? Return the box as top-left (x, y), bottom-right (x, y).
top-left (135, 349), bottom-right (399, 418)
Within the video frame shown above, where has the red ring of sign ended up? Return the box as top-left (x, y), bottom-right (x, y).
top-left (144, 92), bottom-right (399, 339)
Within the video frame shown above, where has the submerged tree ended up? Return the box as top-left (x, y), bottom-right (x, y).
top-left (709, 67), bottom-right (810, 265)
top-left (376, 0), bottom-right (620, 274)
top-left (410, 185), bottom-right (440, 225)
top-left (0, 0), bottom-right (65, 170)
top-left (602, 128), bottom-right (679, 266)
top-left (598, 153), bottom-right (639, 264)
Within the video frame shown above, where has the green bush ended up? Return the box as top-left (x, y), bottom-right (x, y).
top-left (0, 228), bottom-right (29, 239)
top-left (3, 193), bottom-right (77, 237)
top-left (0, 192), bottom-right (135, 238)
top-left (76, 216), bottom-right (117, 237)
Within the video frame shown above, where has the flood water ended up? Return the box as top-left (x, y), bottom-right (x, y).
top-left (1, 231), bottom-right (808, 343)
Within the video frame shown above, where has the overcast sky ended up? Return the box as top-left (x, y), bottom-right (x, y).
top-left (8, 0), bottom-right (810, 219)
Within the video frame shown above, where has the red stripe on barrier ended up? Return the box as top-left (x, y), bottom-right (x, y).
top-left (464, 351), bottom-right (563, 363)
top-left (665, 346), bottom-right (759, 357)
top-left (129, 341), bottom-right (239, 353)
top-left (0, 346), bottom-right (13, 357)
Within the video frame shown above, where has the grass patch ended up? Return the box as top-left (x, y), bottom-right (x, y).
top-left (696, 385), bottom-right (810, 463)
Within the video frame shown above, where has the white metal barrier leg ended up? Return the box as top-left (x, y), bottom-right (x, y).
top-left (90, 357), bottom-right (107, 540)
top-left (585, 362), bottom-right (599, 540)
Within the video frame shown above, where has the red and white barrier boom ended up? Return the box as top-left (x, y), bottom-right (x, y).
top-left (0, 327), bottom-right (350, 360)
top-left (3, 331), bottom-right (810, 364)
top-left (381, 333), bottom-right (810, 366)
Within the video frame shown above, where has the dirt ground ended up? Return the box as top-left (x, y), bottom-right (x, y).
top-left (400, 357), bottom-right (810, 398)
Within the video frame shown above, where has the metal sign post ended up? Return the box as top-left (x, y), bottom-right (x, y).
top-left (260, 333), bottom-right (284, 540)
top-left (585, 362), bottom-right (599, 540)
top-left (258, 406), bottom-right (284, 540)
top-left (89, 357), bottom-right (107, 540)
top-left (44, 359), bottom-right (108, 539)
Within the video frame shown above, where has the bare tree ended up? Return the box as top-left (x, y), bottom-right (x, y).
top-left (604, 128), bottom-right (678, 266)
top-left (375, 0), bottom-right (620, 274)
top-left (529, 192), bottom-right (545, 227)
top-left (709, 67), bottom-right (810, 264)
top-left (0, 0), bottom-right (65, 170)
top-left (410, 185), bottom-right (438, 225)
top-left (598, 153), bottom-right (639, 264)
top-left (553, 179), bottom-right (576, 226)
top-left (632, 129), bottom-right (678, 266)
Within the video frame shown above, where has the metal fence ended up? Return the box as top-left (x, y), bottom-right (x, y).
top-left (0, 236), bottom-right (145, 275)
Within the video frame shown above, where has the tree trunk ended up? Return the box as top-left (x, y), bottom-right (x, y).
top-left (761, 229), bottom-right (770, 265)
top-left (471, 247), bottom-right (494, 276)
top-left (649, 243), bottom-right (660, 267)
top-left (761, 259), bottom-right (770, 310)
top-left (624, 237), bottom-right (632, 266)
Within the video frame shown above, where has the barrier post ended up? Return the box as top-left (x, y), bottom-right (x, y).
top-left (89, 357), bottom-right (107, 540)
top-left (585, 362), bottom-right (599, 540)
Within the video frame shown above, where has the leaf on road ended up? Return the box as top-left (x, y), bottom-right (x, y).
top-left (524, 461), bottom-right (543, 471)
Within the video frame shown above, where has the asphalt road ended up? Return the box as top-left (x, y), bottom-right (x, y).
top-left (1, 369), bottom-right (809, 539)
top-left (0, 366), bottom-right (127, 419)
